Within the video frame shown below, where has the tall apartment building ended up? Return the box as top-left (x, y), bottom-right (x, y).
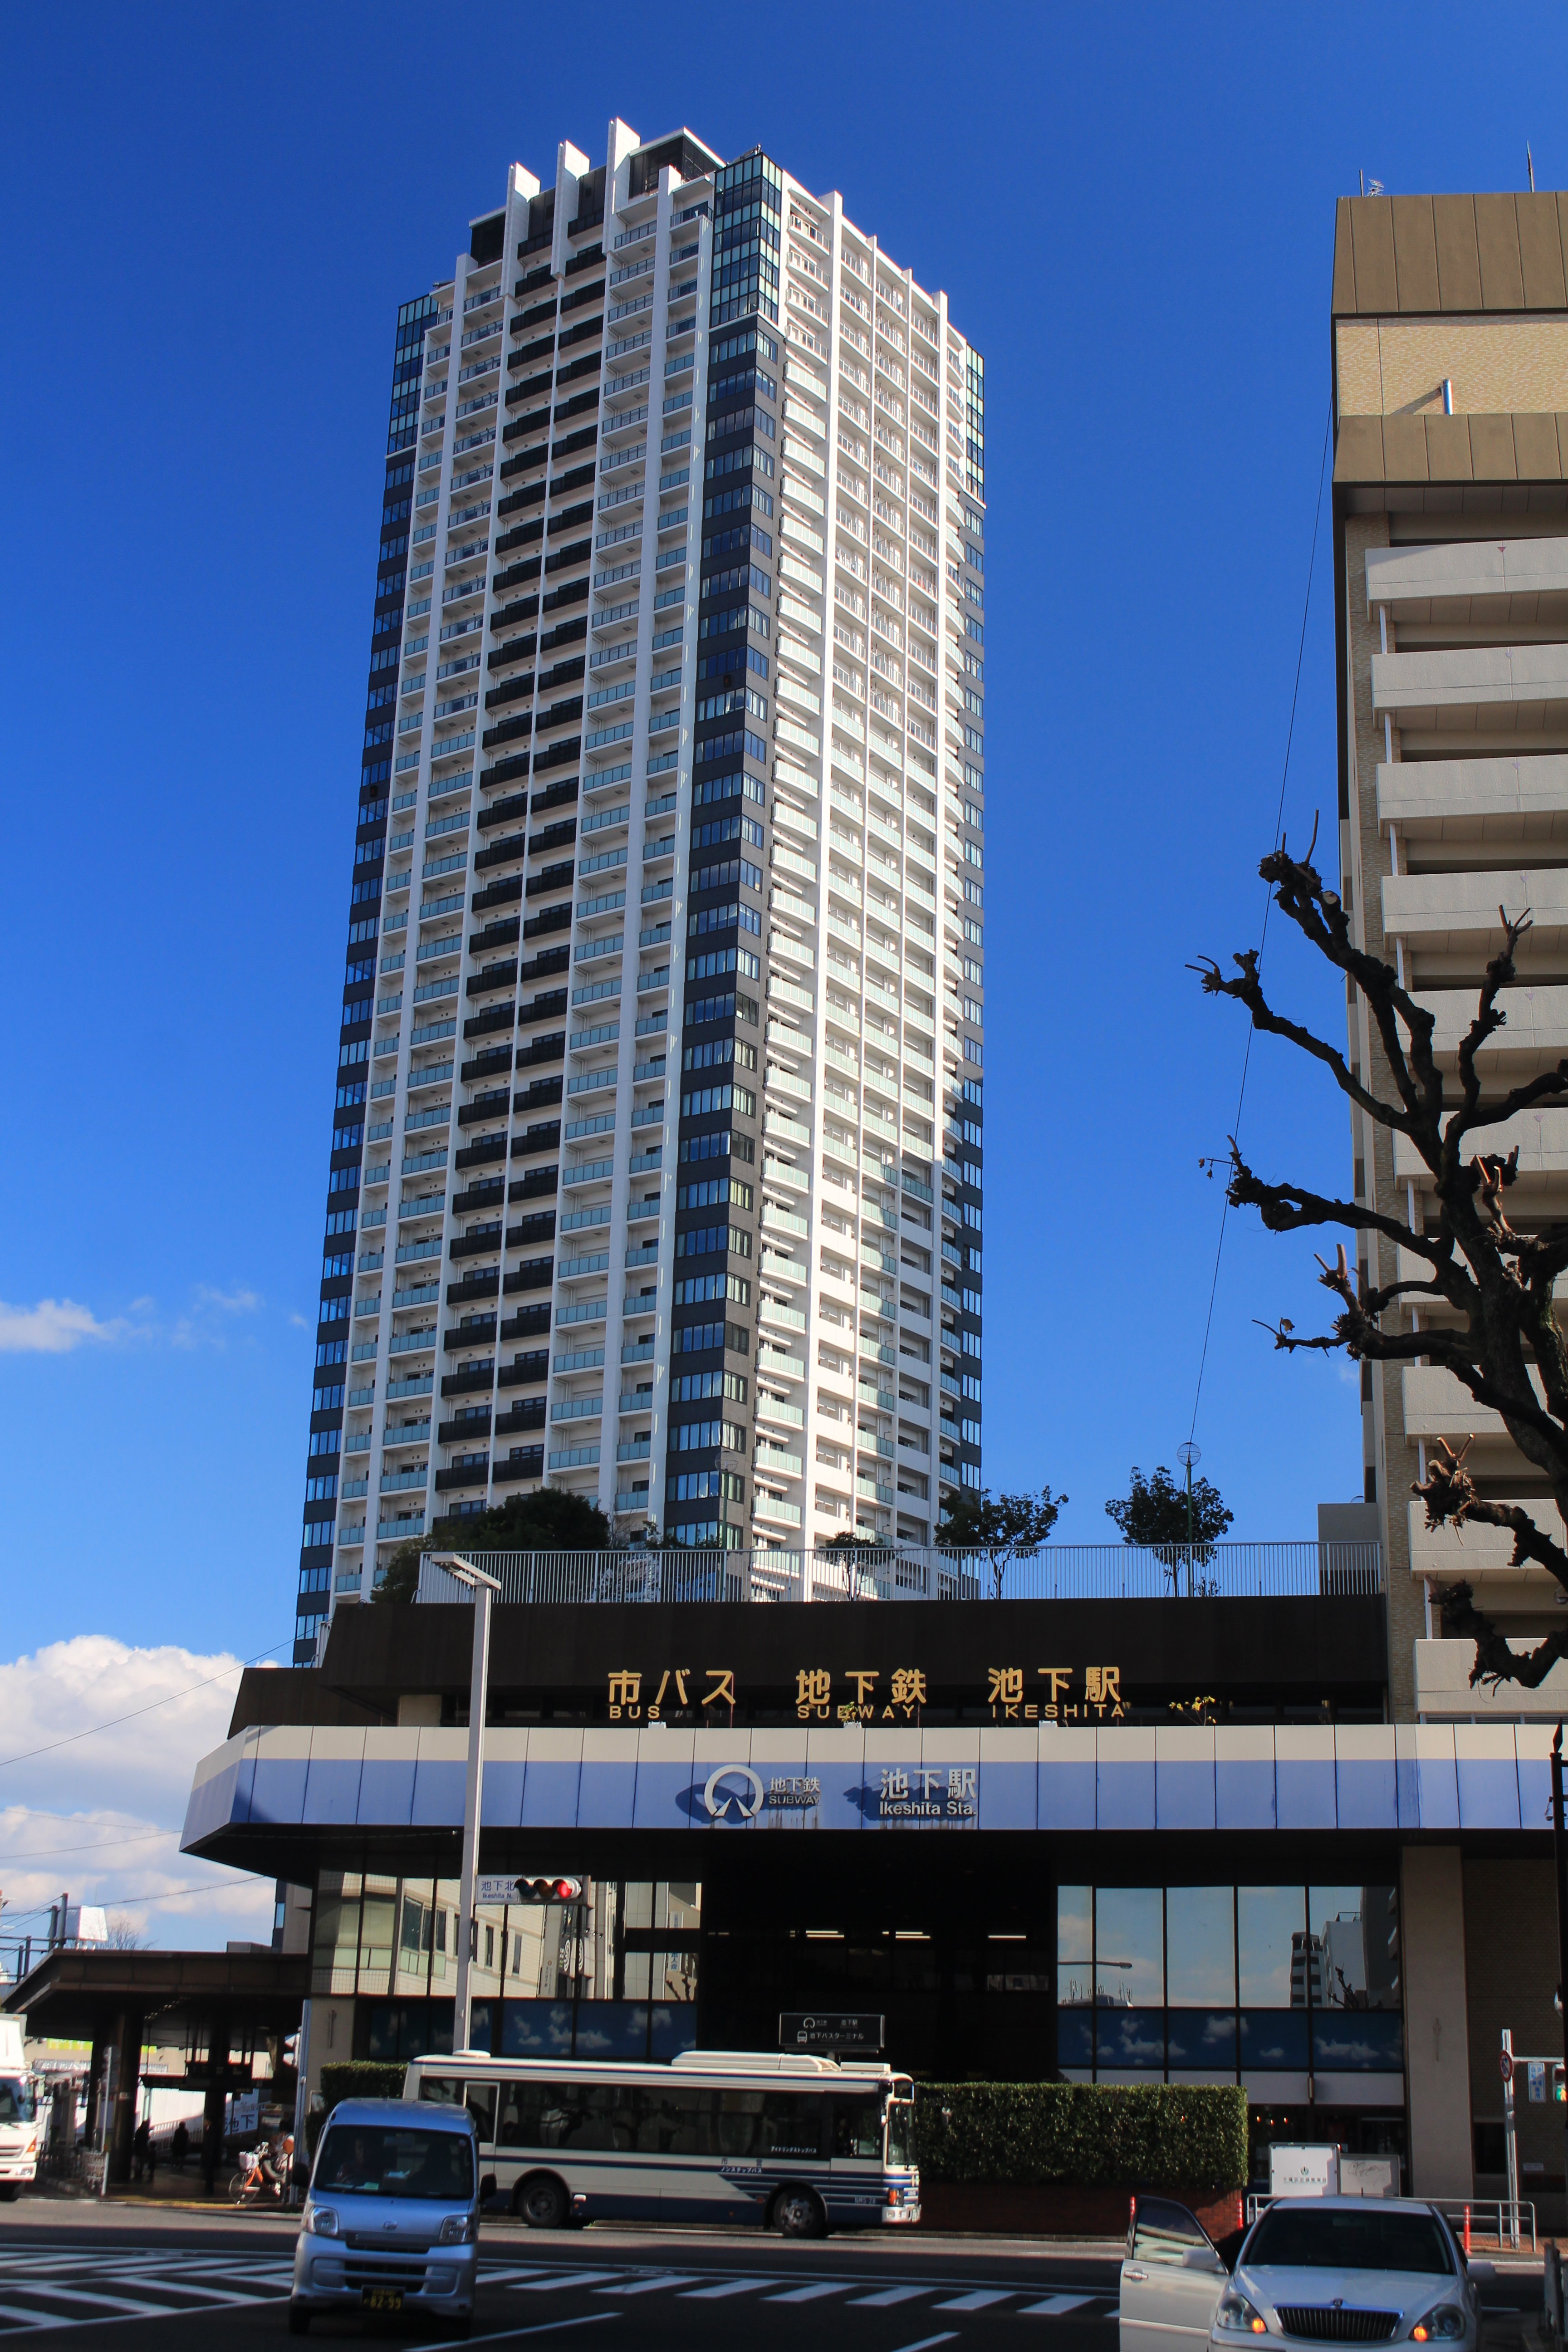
top-left (293, 121), bottom-right (987, 1660)
top-left (1333, 190), bottom-right (1568, 1719)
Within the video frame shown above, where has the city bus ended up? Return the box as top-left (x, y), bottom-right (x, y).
top-left (402, 2048), bottom-right (918, 2237)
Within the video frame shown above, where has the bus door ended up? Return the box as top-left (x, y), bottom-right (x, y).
top-left (826, 2090), bottom-right (887, 2224)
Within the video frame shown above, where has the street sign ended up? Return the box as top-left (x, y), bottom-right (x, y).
top-left (1529, 2060), bottom-right (1547, 2103)
top-left (1500, 2048), bottom-right (1515, 2082)
top-left (780, 2012), bottom-right (884, 2054)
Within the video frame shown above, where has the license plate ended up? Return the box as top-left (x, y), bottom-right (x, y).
top-left (361, 2288), bottom-right (404, 2311)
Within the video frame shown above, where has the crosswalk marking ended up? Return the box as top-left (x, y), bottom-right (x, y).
top-left (595, 2276), bottom-right (702, 2298)
top-left (1019, 2296), bottom-right (1095, 2317)
top-left (511, 2271), bottom-right (619, 2293)
top-left (848, 2287), bottom-right (932, 2308)
top-left (680, 2278), bottom-right (786, 2299)
top-left (934, 2290), bottom-right (1013, 2311)
top-left (761, 2282), bottom-right (851, 2303)
top-left (0, 2306), bottom-right (60, 2334)
top-left (891, 2335), bottom-right (960, 2352)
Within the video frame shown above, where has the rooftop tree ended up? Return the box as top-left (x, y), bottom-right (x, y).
top-left (1198, 837), bottom-right (1568, 1690)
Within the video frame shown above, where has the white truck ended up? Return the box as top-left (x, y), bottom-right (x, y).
top-left (0, 2017), bottom-right (38, 2198)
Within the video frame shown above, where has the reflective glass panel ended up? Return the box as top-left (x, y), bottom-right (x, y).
top-left (1056, 2010), bottom-right (1093, 2068)
top-left (1311, 2010), bottom-right (1404, 2070)
top-left (574, 2000), bottom-right (650, 2059)
top-left (1238, 2008), bottom-right (1308, 2068)
top-left (650, 2003), bottom-right (700, 2060)
top-left (1095, 1887), bottom-right (1162, 2005)
top-left (1165, 2009), bottom-right (1236, 2067)
top-left (1238, 1885), bottom-right (1304, 2005)
top-left (500, 2000), bottom-right (573, 2057)
top-left (1096, 2007), bottom-right (1165, 2070)
top-left (1166, 1886), bottom-right (1235, 2005)
top-left (1056, 1885), bottom-right (1092, 2006)
top-left (1310, 1885), bottom-right (1400, 2011)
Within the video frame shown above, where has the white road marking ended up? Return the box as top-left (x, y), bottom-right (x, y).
top-left (889, 2334), bottom-right (960, 2352)
top-left (680, 2278), bottom-right (788, 2298)
top-left (0, 2305), bottom-right (61, 2332)
top-left (1019, 2296), bottom-right (1096, 2317)
top-left (510, 2270), bottom-right (622, 2293)
top-left (934, 2290), bottom-right (1014, 2311)
top-left (761, 2281), bottom-right (853, 2303)
top-left (595, 2274), bottom-right (703, 2297)
top-left (848, 2286), bottom-right (933, 2308)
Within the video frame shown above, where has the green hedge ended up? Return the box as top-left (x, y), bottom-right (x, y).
top-left (911, 2083), bottom-right (1247, 2190)
top-left (309, 2063), bottom-right (409, 2155)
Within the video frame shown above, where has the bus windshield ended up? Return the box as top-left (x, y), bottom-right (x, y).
top-left (885, 2098), bottom-right (913, 2168)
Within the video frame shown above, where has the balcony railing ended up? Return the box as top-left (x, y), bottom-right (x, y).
top-left (413, 1540), bottom-right (1382, 1609)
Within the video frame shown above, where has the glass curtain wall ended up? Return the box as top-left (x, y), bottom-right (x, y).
top-left (1056, 1883), bottom-right (1402, 2082)
top-left (312, 1873), bottom-right (701, 2061)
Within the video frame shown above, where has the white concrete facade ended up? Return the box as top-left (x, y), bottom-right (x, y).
top-left (301, 122), bottom-right (985, 1639)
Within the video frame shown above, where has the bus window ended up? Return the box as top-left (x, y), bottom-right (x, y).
top-left (416, 2074), bottom-right (496, 2146)
top-left (634, 2085), bottom-right (710, 2154)
top-left (760, 2092), bottom-right (824, 2160)
top-left (886, 2099), bottom-right (913, 2168)
top-left (716, 2090), bottom-right (763, 2157)
top-left (829, 2095), bottom-right (882, 2159)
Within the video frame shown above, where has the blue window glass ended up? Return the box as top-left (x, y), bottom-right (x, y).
top-left (574, 2001), bottom-right (650, 2060)
top-left (468, 2002), bottom-right (493, 2054)
top-left (1056, 2010), bottom-right (1093, 2068)
top-left (1311, 2011), bottom-right (1404, 2070)
top-left (650, 2004), bottom-right (699, 2061)
top-left (1239, 2009), bottom-right (1309, 2068)
top-left (1166, 2010), bottom-right (1236, 2068)
top-left (1096, 2008), bottom-right (1165, 2071)
top-left (500, 2000), bottom-right (573, 2057)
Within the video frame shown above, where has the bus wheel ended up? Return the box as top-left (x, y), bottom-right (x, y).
top-left (515, 2173), bottom-right (569, 2228)
top-left (772, 2186), bottom-right (826, 2239)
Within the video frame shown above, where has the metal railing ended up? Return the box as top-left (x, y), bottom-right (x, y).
top-left (413, 1540), bottom-right (1382, 1610)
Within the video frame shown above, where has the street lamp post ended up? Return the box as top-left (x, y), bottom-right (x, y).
top-left (431, 1553), bottom-right (503, 2057)
top-left (1177, 1442), bottom-right (1200, 1597)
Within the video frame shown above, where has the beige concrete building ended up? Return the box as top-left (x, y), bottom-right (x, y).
top-left (1333, 190), bottom-right (1568, 1726)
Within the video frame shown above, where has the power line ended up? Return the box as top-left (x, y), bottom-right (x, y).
top-left (1, 1877), bottom-right (257, 1928)
top-left (0, 1641), bottom-right (287, 1773)
top-left (0, 1828), bottom-right (174, 1867)
top-left (1187, 401), bottom-right (1332, 1448)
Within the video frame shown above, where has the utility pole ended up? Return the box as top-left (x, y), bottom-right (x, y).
top-left (1178, 1442), bottom-right (1200, 1596)
top-left (436, 1553), bottom-right (503, 2058)
top-left (1549, 1727), bottom-right (1568, 2199)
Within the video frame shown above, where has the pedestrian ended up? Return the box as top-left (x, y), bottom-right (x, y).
top-left (172, 2119), bottom-right (188, 2172)
top-left (132, 2118), bottom-right (150, 2182)
top-left (145, 2128), bottom-right (157, 2185)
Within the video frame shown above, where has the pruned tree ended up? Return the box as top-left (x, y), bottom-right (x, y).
top-left (936, 1486), bottom-right (1067, 1599)
top-left (1197, 835), bottom-right (1568, 1690)
top-left (1107, 1464), bottom-right (1234, 1572)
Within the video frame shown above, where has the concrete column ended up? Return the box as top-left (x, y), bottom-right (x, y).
top-left (106, 2009), bottom-right (142, 2184)
top-left (1402, 1847), bottom-right (1473, 2196)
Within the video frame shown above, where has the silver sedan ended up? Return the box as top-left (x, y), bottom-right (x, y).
top-left (1121, 2195), bottom-right (1491, 2352)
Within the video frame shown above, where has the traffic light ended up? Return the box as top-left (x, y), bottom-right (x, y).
top-left (514, 1877), bottom-right (582, 1904)
top-left (1555, 2063), bottom-right (1565, 2104)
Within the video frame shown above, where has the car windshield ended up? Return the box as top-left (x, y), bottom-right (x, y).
top-left (314, 2123), bottom-right (474, 2201)
top-left (1245, 2208), bottom-right (1452, 2275)
top-left (0, 2078), bottom-right (34, 2125)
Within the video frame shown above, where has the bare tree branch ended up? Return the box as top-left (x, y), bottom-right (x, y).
top-left (1200, 844), bottom-right (1568, 1686)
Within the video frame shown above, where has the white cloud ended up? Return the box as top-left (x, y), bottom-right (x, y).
top-left (194, 1286), bottom-right (261, 1315)
top-left (0, 1639), bottom-right (281, 1961)
top-left (0, 1298), bottom-right (123, 1354)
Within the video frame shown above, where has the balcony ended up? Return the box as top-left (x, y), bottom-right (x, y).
top-left (1372, 643), bottom-right (1568, 751)
top-left (1413, 983), bottom-right (1568, 1078)
top-left (1383, 866), bottom-right (1568, 957)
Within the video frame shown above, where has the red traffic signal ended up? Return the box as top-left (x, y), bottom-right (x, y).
top-left (515, 1876), bottom-right (582, 1904)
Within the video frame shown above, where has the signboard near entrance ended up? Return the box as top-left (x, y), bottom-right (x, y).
top-left (1269, 2144), bottom-right (1339, 2197)
top-left (780, 2013), bottom-right (885, 2055)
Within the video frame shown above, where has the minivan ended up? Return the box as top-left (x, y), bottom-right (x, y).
top-left (289, 2095), bottom-right (480, 2337)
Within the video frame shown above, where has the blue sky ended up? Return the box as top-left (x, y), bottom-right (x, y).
top-left (4, 1), bottom-right (1564, 1674)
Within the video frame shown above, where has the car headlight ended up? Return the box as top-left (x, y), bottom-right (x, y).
top-left (1216, 2295), bottom-right (1267, 2335)
top-left (303, 2204), bottom-right (339, 2237)
top-left (1412, 2310), bottom-right (1466, 2343)
top-left (436, 2213), bottom-right (476, 2245)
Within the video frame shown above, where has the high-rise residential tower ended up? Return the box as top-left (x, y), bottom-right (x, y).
top-left (1332, 189), bottom-right (1568, 1719)
top-left (293, 121), bottom-right (986, 1661)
